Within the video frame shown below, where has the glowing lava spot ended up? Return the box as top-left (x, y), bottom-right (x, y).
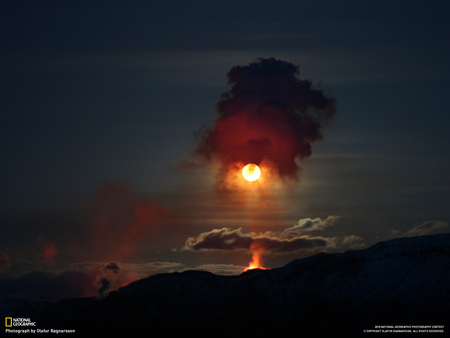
top-left (243, 243), bottom-right (269, 272)
top-left (242, 163), bottom-right (261, 182)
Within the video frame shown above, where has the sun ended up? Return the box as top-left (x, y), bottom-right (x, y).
top-left (242, 163), bottom-right (261, 182)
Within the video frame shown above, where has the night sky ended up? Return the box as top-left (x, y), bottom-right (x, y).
top-left (1, 1), bottom-right (449, 301)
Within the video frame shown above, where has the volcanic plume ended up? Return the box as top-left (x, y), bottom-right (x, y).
top-left (95, 262), bottom-right (120, 299)
top-left (85, 181), bottom-right (173, 262)
top-left (196, 57), bottom-right (336, 183)
top-left (243, 242), bottom-right (269, 271)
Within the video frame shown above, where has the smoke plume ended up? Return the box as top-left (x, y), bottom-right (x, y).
top-left (85, 180), bottom-right (173, 261)
top-left (196, 57), bottom-right (336, 181)
top-left (95, 262), bottom-right (120, 299)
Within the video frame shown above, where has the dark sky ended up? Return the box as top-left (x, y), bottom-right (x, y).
top-left (1, 0), bottom-right (449, 300)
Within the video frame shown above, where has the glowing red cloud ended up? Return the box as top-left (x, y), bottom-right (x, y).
top-left (42, 241), bottom-right (58, 261)
top-left (86, 181), bottom-right (173, 261)
top-left (36, 235), bottom-right (58, 262)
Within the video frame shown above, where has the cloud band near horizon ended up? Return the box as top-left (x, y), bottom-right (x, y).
top-left (182, 216), bottom-right (344, 254)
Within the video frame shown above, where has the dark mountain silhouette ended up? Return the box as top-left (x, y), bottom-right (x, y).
top-left (3, 234), bottom-right (449, 336)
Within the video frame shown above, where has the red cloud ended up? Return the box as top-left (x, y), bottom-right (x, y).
top-left (85, 181), bottom-right (173, 261)
top-left (36, 235), bottom-right (58, 262)
top-left (42, 241), bottom-right (57, 261)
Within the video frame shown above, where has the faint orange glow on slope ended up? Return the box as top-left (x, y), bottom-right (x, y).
top-left (243, 243), bottom-right (270, 272)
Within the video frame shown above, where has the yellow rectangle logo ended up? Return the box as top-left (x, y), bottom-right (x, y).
top-left (5, 317), bottom-right (12, 327)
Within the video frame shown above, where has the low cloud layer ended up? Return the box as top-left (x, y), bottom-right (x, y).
top-left (183, 227), bottom-right (329, 253)
top-left (399, 220), bottom-right (449, 238)
top-left (281, 216), bottom-right (341, 236)
top-left (182, 216), bottom-right (360, 254)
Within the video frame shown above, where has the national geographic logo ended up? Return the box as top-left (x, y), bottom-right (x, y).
top-left (5, 317), bottom-right (12, 327)
top-left (4, 317), bottom-right (36, 327)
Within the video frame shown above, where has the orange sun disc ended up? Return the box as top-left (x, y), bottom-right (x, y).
top-left (242, 163), bottom-right (261, 182)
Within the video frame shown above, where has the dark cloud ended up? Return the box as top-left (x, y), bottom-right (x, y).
top-left (196, 57), bottom-right (336, 181)
top-left (104, 262), bottom-right (120, 274)
top-left (182, 216), bottom-right (367, 255)
top-left (184, 228), bottom-right (253, 251)
top-left (182, 226), bottom-right (330, 254)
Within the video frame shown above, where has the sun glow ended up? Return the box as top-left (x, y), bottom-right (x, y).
top-left (242, 163), bottom-right (261, 182)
